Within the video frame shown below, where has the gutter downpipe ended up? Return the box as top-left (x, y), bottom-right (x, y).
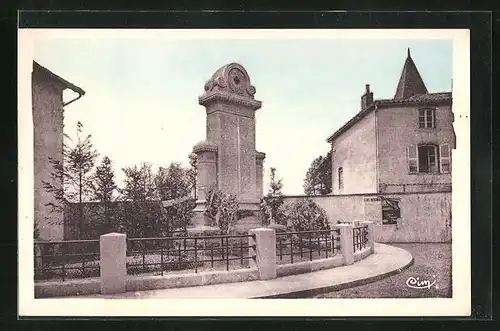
top-left (63, 90), bottom-right (85, 107)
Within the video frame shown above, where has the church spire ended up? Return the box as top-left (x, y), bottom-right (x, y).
top-left (394, 48), bottom-right (428, 100)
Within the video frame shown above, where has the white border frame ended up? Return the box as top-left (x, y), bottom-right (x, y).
top-left (18, 28), bottom-right (471, 317)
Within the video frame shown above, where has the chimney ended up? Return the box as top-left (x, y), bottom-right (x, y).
top-left (361, 84), bottom-right (374, 110)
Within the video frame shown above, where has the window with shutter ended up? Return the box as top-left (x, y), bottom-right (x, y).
top-left (440, 144), bottom-right (451, 173)
top-left (407, 145), bottom-right (418, 173)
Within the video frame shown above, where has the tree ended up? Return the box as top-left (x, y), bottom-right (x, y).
top-left (303, 151), bottom-right (332, 195)
top-left (187, 153), bottom-right (198, 199)
top-left (91, 156), bottom-right (117, 233)
top-left (155, 162), bottom-right (191, 201)
top-left (287, 198), bottom-right (330, 232)
top-left (319, 151), bottom-right (332, 194)
top-left (155, 162), bottom-right (196, 234)
top-left (261, 167), bottom-right (286, 226)
top-left (42, 121), bottom-right (99, 239)
top-left (119, 163), bottom-right (158, 237)
top-left (121, 163), bottom-right (156, 202)
top-left (166, 198), bottom-right (196, 234)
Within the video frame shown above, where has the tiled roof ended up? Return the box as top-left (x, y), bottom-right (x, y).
top-left (326, 92), bottom-right (452, 143)
top-left (376, 92), bottom-right (452, 105)
top-left (32, 61), bottom-right (85, 95)
top-left (393, 49), bottom-right (428, 100)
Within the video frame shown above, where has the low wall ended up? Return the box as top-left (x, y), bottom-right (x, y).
top-left (354, 246), bottom-right (372, 262)
top-left (126, 268), bottom-right (259, 293)
top-left (35, 278), bottom-right (101, 298)
top-left (279, 191), bottom-right (452, 243)
top-left (36, 269), bottom-right (259, 298)
top-left (277, 255), bottom-right (344, 278)
top-left (35, 225), bottom-right (375, 298)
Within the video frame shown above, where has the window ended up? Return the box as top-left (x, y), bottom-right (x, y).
top-left (338, 167), bottom-right (343, 190)
top-left (419, 108), bottom-right (436, 128)
top-left (418, 145), bottom-right (438, 173)
top-left (407, 144), bottom-right (451, 174)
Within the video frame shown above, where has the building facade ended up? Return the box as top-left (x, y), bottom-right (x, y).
top-left (32, 61), bottom-right (85, 241)
top-left (327, 49), bottom-right (455, 195)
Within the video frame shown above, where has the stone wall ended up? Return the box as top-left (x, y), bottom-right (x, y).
top-left (279, 191), bottom-right (452, 243)
top-left (331, 111), bottom-right (378, 195)
top-left (32, 72), bottom-right (65, 241)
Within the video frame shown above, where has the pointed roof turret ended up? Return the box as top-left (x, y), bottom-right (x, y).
top-left (393, 48), bottom-right (428, 100)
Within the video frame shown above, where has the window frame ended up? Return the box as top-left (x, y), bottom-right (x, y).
top-left (418, 108), bottom-right (436, 129)
top-left (418, 144), bottom-right (439, 173)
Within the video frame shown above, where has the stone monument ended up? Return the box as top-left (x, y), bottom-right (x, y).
top-left (192, 63), bottom-right (266, 229)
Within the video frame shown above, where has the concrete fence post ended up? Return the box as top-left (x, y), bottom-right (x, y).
top-left (100, 232), bottom-right (127, 294)
top-left (249, 228), bottom-right (277, 280)
top-left (335, 223), bottom-right (354, 265)
top-left (360, 220), bottom-right (375, 253)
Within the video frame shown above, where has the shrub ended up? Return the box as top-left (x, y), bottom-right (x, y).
top-left (204, 184), bottom-right (222, 221)
top-left (237, 209), bottom-right (255, 220)
top-left (267, 223), bottom-right (288, 233)
top-left (287, 198), bottom-right (330, 232)
top-left (260, 198), bottom-right (287, 226)
top-left (204, 184), bottom-right (239, 234)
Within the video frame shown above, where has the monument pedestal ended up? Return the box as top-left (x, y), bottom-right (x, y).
top-left (191, 201), bottom-right (263, 233)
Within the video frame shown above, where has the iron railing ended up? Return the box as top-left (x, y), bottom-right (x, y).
top-left (34, 240), bottom-right (100, 282)
top-left (352, 225), bottom-right (369, 252)
top-left (126, 234), bottom-right (256, 275)
top-left (276, 229), bottom-right (341, 264)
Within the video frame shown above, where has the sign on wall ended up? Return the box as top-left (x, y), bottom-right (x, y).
top-left (381, 196), bottom-right (401, 225)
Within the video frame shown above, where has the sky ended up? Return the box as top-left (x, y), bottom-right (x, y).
top-left (32, 32), bottom-right (453, 195)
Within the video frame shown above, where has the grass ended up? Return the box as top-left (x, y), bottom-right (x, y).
top-left (314, 243), bottom-right (452, 298)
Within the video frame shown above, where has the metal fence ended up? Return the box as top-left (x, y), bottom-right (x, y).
top-left (352, 225), bottom-right (369, 252)
top-left (126, 233), bottom-right (256, 275)
top-left (275, 229), bottom-right (341, 264)
top-left (34, 240), bottom-right (100, 282)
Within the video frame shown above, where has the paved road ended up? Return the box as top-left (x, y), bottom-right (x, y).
top-left (314, 243), bottom-right (452, 298)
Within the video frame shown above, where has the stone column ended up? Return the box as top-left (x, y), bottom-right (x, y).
top-left (255, 151), bottom-right (266, 198)
top-left (360, 220), bottom-right (375, 253)
top-left (249, 228), bottom-right (277, 280)
top-left (192, 140), bottom-right (218, 210)
top-left (335, 223), bottom-right (354, 265)
top-left (100, 232), bottom-right (127, 294)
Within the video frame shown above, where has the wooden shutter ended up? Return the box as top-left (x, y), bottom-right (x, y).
top-left (440, 144), bottom-right (451, 173)
top-left (407, 145), bottom-right (418, 173)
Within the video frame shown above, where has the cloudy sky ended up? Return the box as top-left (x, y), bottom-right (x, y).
top-left (31, 30), bottom-right (453, 195)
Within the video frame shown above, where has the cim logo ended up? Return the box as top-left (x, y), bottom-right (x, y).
top-left (406, 276), bottom-right (437, 289)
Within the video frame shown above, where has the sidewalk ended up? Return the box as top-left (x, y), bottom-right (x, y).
top-left (64, 243), bottom-right (413, 299)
